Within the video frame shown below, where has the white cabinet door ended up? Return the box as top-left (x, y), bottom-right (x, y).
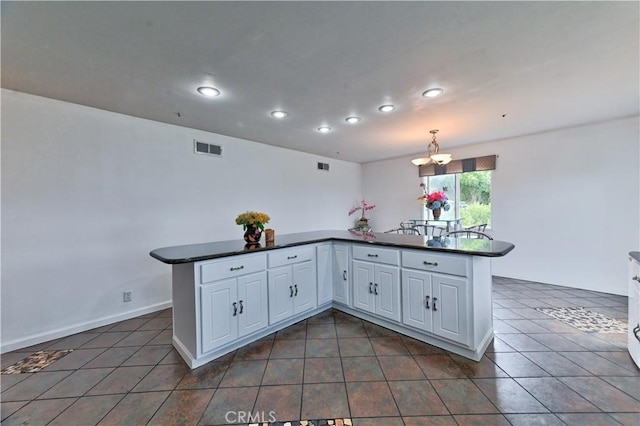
top-left (316, 245), bottom-right (333, 305)
top-left (432, 274), bottom-right (470, 345)
top-left (375, 265), bottom-right (401, 322)
top-left (268, 266), bottom-right (294, 325)
top-left (629, 259), bottom-right (640, 368)
top-left (333, 244), bottom-right (350, 305)
top-left (293, 260), bottom-right (317, 314)
top-left (402, 269), bottom-right (433, 331)
top-left (352, 260), bottom-right (375, 314)
top-left (201, 278), bottom-right (238, 353)
top-left (237, 272), bottom-right (268, 338)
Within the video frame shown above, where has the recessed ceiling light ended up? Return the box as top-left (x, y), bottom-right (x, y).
top-left (345, 116), bottom-right (361, 124)
top-left (422, 88), bottom-right (444, 98)
top-left (378, 105), bottom-right (395, 113)
top-left (197, 86), bottom-right (220, 97)
top-left (317, 126), bottom-right (332, 133)
top-left (271, 110), bottom-right (289, 119)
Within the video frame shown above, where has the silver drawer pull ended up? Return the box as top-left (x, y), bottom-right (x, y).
top-left (289, 286), bottom-right (294, 297)
top-left (425, 295), bottom-right (430, 309)
top-left (633, 275), bottom-right (640, 282)
top-left (369, 282), bottom-right (373, 294)
top-left (287, 255), bottom-right (298, 260)
top-left (230, 265), bottom-right (244, 271)
top-left (374, 283), bottom-right (378, 295)
top-left (232, 302), bottom-right (237, 316)
top-left (433, 297), bottom-right (438, 311)
top-left (423, 261), bottom-right (438, 266)
top-left (294, 284), bottom-right (298, 296)
top-left (239, 300), bottom-right (244, 314)
top-left (343, 270), bottom-right (347, 281)
top-left (367, 254), bottom-right (379, 258)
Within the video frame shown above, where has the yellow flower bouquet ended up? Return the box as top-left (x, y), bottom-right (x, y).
top-left (235, 211), bottom-right (270, 231)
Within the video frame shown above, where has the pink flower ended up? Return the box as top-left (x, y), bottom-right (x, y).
top-left (349, 199), bottom-right (376, 217)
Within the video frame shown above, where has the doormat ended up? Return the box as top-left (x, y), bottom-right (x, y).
top-left (1, 350), bottom-right (73, 374)
top-left (535, 307), bottom-right (627, 333)
top-left (250, 420), bottom-right (352, 426)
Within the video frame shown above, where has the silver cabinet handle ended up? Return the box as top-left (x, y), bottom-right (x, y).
top-left (289, 286), bottom-right (294, 298)
top-left (433, 297), bottom-right (438, 311)
top-left (232, 302), bottom-right (237, 316)
top-left (239, 300), bottom-right (244, 314)
top-left (634, 325), bottom-right (640, 342)
top-left (230, 265), bottom-right (244, 271)
top-left (294, 284), bottom-right (298, 296)
top-left (425, 295), bottom-right (430, 309)
top-left (367, 254), bottom-right (379, 258)
top-left (374, 283), bottom-right (379, 295)
top-left (287, 255), bottom-right (298, 260)
top-left (343, 270), bottom-right (347, 281)
top-left (369, 282), bottom-right (373, 294)
top-left (423, 261), bottom-right (438, 266)
top-left (633, 275), bottom-right (640, 283)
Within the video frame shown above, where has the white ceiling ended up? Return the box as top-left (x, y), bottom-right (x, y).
top-left (2, 1), bottom-right (638, 164)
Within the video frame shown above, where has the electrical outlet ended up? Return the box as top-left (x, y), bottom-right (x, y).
top-left (123, 291), bottom-right (132, 303)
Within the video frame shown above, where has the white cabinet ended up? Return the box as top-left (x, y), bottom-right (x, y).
top-left (333, 244), bottom-right (350, 306)
top-left (198, 254), bottom-right (269, 355)
top-left (402, 269), bottom-right (469, 345)
top-left (352, 245), bottom-right (401, 322)
top-left (316, 244), bottom-right (334, 306)
top-left (268, 247), bottom-right (317, 325)
top-left (628, 255), bottom-right (640, 368)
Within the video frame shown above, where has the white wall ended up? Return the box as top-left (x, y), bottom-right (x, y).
top-left (1, 90), bottom-right (362, 352)
top-left (364, 116), bottom-right (640, 296)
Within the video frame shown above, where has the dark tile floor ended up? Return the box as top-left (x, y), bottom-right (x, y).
top-left (1, 277), bottom-right (638, 425)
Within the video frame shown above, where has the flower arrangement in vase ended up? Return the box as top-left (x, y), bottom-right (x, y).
top-left (235, 211), bottom-right (270, 244)
top-left (418, 183), bottom-right (450, 219)
top-left (348, 199), bottom-right (376, 230)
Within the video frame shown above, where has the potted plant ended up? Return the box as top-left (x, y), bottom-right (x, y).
top-left (235, 211), bottom-right (270, 244)
top-left (349, 199), bottom-right (376, 230)
top-left (418, 183), bottom-right (450, 219)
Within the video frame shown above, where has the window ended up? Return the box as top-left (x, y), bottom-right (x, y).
top-left (423, 170), bottom-right (492, 228)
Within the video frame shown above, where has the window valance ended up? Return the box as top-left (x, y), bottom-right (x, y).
top-left (418, 155), bottom-right (497, 177)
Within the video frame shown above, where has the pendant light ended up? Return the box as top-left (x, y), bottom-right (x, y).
top-left (411, 129), bottom-right (453, 166)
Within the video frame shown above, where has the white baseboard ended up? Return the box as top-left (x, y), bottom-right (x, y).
top-left (0, 301), bottom-right (173, 354)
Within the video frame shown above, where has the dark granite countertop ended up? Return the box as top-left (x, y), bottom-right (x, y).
top-left (150, 230), bottom-right (515, 264)
top-left (630, 251), bottom-right (640, 263)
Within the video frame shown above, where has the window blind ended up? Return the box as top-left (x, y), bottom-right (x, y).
top-left (418, 155), bottom-right (497, 177)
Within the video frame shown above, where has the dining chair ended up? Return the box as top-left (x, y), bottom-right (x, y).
top-left (466, 223), bottom-right (488, 232)
top-left (384, 226), bottom-right (421, 235)
top-left (441, 229), bottom-right (493, 240)
top-left (423, 224), bottom-right (446, 237)
top-left (399, 221), bottom-right (418, 230)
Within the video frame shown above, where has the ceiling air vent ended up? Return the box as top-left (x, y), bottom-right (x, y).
top-left (194, 139), bottom-right (223, 157)
top-left (317, 162), bottom-right (330, 171)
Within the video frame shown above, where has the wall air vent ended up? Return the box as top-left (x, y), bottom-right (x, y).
top-left (317, 162), bottom-right (330, 171)
top-left (194, 139), bottom-right (223, 157)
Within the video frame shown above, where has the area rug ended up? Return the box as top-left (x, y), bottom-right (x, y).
top-left (535, 307), bottom-right (627, 333)
top-left (1, 350), bottom-right (73, 374)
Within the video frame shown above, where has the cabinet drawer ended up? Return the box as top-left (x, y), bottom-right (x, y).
top-left (200, 254), bottom-right (266, 284)
top-left (268, 246), bottom-right (314, 268)
top-left (402, 250), bottom-right (468, 277)
top-left (352, 245), bottom-right (399, 266)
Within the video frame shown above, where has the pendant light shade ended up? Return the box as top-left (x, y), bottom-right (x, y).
top-left (411, 129), bottom-right (452, 166)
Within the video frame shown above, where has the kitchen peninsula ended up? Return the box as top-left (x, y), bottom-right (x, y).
top-left (150, 230), bottom-right (514, 368)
